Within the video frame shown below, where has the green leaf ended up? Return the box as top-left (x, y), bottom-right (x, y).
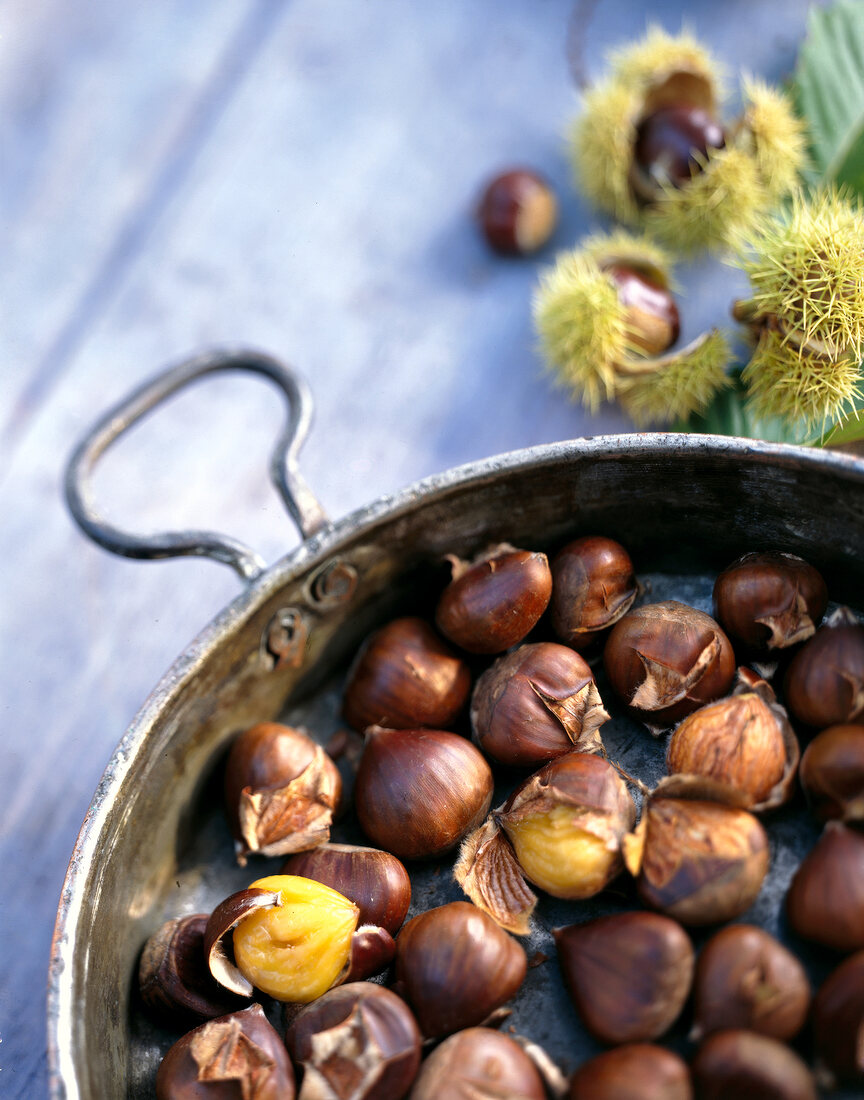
top-left (794, 0), bottom-right (864, 192)
top-left (819, 391), bottom-right (864, 445)
top-left (675, 373), bottom-right (815, 444)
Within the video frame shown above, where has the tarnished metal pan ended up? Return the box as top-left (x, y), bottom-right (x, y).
top-left (49, 349), bottom-right (864, 1099)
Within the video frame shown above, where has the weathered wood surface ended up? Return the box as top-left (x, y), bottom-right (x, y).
top-left (0, 0), bottom-right (825, 1094)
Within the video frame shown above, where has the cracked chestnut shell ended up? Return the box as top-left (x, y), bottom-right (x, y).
top-left (435, 543), bottom-right (552, 654)
top-left (713, 551), bottom-right (827, 651)
top-left (799, 724), bottom-right (864, 822)
top-left (410, 1028), bottom-right (545, 1100)
top-left (342, 617), bottom-right (471, 733)
top-left (555, 911), bottom-right (694, 1043)
top-left (813, 951), bottom-right (864, 1085)
top-left (604, 601), bottom-right (735, 730)
top-left (155, 1004), bottom-right (295, 1100)
top-left (470, 641), bottom-right (609, 767)
top-left (691, 1029), bottom-right (816, 1100)
top-left (285, 982), bottom-right (421, 1100)
top-left (569, 1044), bottom-right (693, 1100)
top-left (784, 607), bottom-right (864, 730)
top-left (786, 821), bottom-right (864, 951)
top-left (549, 535), bottom-right (638, 650)
top-left (394, 901), bottom-right (527, 1038)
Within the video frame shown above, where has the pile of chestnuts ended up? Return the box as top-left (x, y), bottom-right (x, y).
top-left (138, 537), bottom-right (864, 1099)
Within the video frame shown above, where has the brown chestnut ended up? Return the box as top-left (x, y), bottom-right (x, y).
top-left (691, 1029), bottom-right (817, 1100)
top-left (476, 168), bottom-right (557, 256)
top-left (604, 265), bottom-right (681, 356)
top-left (342, 617), bottom-right (471, 733)
top-left (285, 982), bottom-right (422, 1100)
top-left (155, 1004), bottom-right (296, 1099)
top-left (435, 543), bottom-right (552, 654)
top-left (138, 914), bottom-right (249, 1025)
top-left (549, 535), bottom-right (638, 649)
top-left (470, 641), bottom-right (609, 767)
top-left (409, 1027), bottom-right (546, 1100)
top-left (784, 606), bottom-right (864, 730)
top-left (224, 722), bottom-right (342, 864)
top-left (603, 601), bottom-right (735, 730)
top-left (786, 820), bottom-right (864, 951)
top-left (554, 911), bottom-right (694, 1044)
top-left (691, 924), bottom-right (810, 1042)
top-left (455, 752), bottom-right (636, 933)
top-left (569, 1044), bottom-right (693, 1100)
top-left (354, 727), bottom-right (493, 860)
top-left (394, 901), bottom-right (526, 1038)
top-left (634, 103), bottom-right (725, 191)
top-left (812, 950), bottom-right (864, 1085)
top-left (713, 551), bottom-right (827, 651)
top-left (282, 842), bottom-right (411, 934)
top-left (799, 724), bottom-right (864, 822)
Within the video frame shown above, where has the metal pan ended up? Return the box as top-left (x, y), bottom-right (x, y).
top-left (49, 348), bottom-right (864, 1099)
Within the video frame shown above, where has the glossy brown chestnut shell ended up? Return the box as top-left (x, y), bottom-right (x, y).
top-left (155, 1004), bottom-right (296, 1100)
top-left (476, 168), bottom-right (558, 256)
top-left (394, 901), bottom-right (527, 1038)
top-left (603, 600), bottom-right (735, 730)
top-left (634, 102), bottom-right (725, 190)
top-left (713, 551), bottom-right (827, 651)
top-left (549, 535), bottom-right (638, 649)
top-left (690, 1029), bottom-right (817, 1100)
top-left (554, 911), bottom-right (694, 1044)
top-left (812, 951), bottom-right (864, 1085)
top-left (568, 1044), bottom-right (693, 1100)
top-left (470, 641), bottom-right (609, 766)
top-left (285, 982), bottom-right (422, 1100)
top-left (784, 607), bottom-right (864, 730)
top-left (604, 265), bottom-right (681, 356)
top-left (691, 924), bottom-right (810, 1042)
top-left (435, 544), bottom-right (552, 654)
top-left (786, 820), bottom-right (864, 951)
top-left (354, 727), bottom-right (493, 860)
top-left (409, 1027), bottom-right (546, 1100)
top-left (799, 724), bottom-right (864, 822)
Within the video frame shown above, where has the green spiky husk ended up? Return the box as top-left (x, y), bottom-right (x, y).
top-left (581, 229), bottom-right (675, 286)
top-left (736, 78), bottom-right (808, 202)
top-left (742, 328), bottom-right (862, 430)
top-left (735, 189), bottom-right (864, 360)
top-left (616, 330), bottom-right (732, 426)
top-left (608, 25), bottom-right (724, 101)
top-left (570, 80), bottom-right (642, 224)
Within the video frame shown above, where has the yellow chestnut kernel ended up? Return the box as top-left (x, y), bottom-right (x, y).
top-left (503, 804), bottom-right (618, 898)
top-left (233, 875), bottom-right (359, 1002)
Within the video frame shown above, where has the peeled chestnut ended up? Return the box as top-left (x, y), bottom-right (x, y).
top-left (285, 982), bottom-right (422, 1100)
top-left (342, 617), bottom-right (471, 733)
top-left (394, 901), bottom-right (527, 1038)
top-left (282, 843), bottom-right (411, 934)
top-left (691, 924), bottom-right (810, 1042)
top-left (624, 781), bottom-right (770, 926)
top-left (799, 724), bottom-right (864, 822)
top-left (812, 951), bottom-right (864, 1085)
top-left (784, 607), bottom-right (864, 730)
top-left (434, 543), bottom-right (552, 653)
top-left (224, 722), bottom-right (341, 864)
top-left (455, 752), bottom-right (635, 933)
top-left (476, 168), bottom-right (558, 255)
top-left (549, 535), bottom-right (638, 649)
top-left (354, 726), bottom-right (493, 860)
top-left (786, 820), bottom-right (864, 951)
top-left (665, 671), bottom-right (798, 811)
top-left (155, 1004), bottom-right (295, 1099)
top-left (554, 911), bottom-right (694, 1044)
top-left (691, 1029), bottom-right (817, 1100)
top-left (569, 1044), bottom-right (693, 1100)
top-left (713, 551), bottom-right (827, 651)
top-left (604, 601), bottom-right (735, 730)
top-left (634, 103), bottom-right (725, 190)
top-left (410, 1027), bottom-right (545, 1100)
top-left (470, 642), bottom-right (609, 767)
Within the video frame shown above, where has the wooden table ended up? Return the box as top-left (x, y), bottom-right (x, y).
top-left (0, 0), bottom-right (824, 1094)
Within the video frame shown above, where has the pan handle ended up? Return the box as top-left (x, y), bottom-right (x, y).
top-left (65, 348), bottom-right (329, 582)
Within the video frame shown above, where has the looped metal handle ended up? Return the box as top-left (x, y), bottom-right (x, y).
top-left (65, 348), bottom-right (329, 583)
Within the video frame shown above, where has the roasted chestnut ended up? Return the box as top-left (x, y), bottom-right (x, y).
top-left (786, 821), bottom-right (864, 951)
top-left (784, 607), bottom-right (864, 730)
top-left (155, 1004), bottom-right (296, 1099)
top-left (554, 912), bottom-right (694, 1044)
top-left (799, 724), bottom-right (864, 822)
top-left (569, 1044), bottom-right (693, 1100)
top-left (224, 722), bottom-right (342, 864)
top-left (713, 551), bottom-right (827, 652)
top-left (812, 951), bottom-right (864, 1085)
top-left (285, 982), bottom-right (422, 1100)
top-left (549, 535), bottom-right (638, 649)
top-left (470, 641), bottom-right (609, 766)
top-left (342, 617), bottom-right (471, 733)
top-left (354, 726), bottom-right (493, 860)
top-left (690, 1028), bottom-right (817, 1100)
top-left (394, 901), bottom-right (527, 1038)
top-left (604, 601), bottom-right (735, 730)
top-left (434, 543), bottom-right (552, 653)
top-left (409, 1027), bottom-right (546, 1100)
top-left (690, 924), bottom-right (810, 1042)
